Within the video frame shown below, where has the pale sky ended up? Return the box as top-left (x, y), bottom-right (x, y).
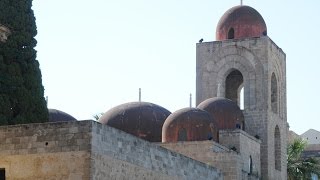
top-left (32, 0), bottom-right (320, 134)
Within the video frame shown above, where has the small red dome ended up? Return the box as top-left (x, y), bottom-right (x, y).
top-left (197, 97), bottom-right (245, 131)
top-left (216, 5), bottom-right (267, 41)
top-left (162, 108), bottom-right (218, 143)
top-left (48, 109), bottom-right (77, 122)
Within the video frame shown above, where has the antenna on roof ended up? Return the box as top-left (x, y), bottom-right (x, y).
top-left (139, 88), bottom-right (141, 102)
top-left (241, 0), bottom-right (243, 6)
top-left (189, 93), bottom-right (192, 108)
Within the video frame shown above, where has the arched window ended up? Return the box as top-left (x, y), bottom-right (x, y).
top-left (271, 73), bottom-right (278, 113)
top-left (178, 128), bottom-right (187, 141)
top-left (274, 125), bottom-right (281, 171)
top-left (225, 69), bottom-right (244, 106)
top-left (228, 28), bottom-right (235, 39)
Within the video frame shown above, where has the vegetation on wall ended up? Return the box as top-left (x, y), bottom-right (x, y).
top-left (287, 139), bottom-right (320, 180)
top-left (0, 0), bottom-right (48, 125)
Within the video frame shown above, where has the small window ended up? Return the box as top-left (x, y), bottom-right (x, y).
top-left (249, 156), bottom-right (253, 174)
top-left (316, 137), bottom-right (318, 139)
top-left (0, 168), bottom-right (5, 180)
top-left (228, 28), bottom-right (235, 39)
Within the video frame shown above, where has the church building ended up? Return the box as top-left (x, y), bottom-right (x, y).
top-left (0, 4), bottom-right (287, 180)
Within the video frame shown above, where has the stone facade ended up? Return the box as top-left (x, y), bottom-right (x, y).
top-left (161, 129), bottom-right (261, 180)
top-left (196, 37), bottom-right (287, 179)
top-left (0, 121), bottom-right (223, 180)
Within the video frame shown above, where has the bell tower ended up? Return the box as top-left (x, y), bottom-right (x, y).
top-left (196, 5), bottom-right (287, 180)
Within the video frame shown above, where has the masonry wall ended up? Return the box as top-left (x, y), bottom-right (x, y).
top-left (0, 121), bottom-right (92, 180)
top-left (219, 130), bottom-right (261, 179)
top-left (90, 121), bottom-right (223, 180)
top-left (0, 121), bottom-right (223, 180)
top-left (161, 140), bottom-right (243, 180)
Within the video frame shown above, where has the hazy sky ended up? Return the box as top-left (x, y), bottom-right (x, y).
top-left (32, 0), bottom-right (320, 134)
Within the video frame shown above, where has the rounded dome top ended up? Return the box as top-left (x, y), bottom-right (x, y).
top-left (197, 97), bottom-right (244, 130)
top-left (216, 5), bottom-right (267, 41)
top-left (48, 109), bottom-right (77, 122)
top-left (99, 102), bottom-right (171, 142)
top-left (162, 108), bottom-right (218, 143)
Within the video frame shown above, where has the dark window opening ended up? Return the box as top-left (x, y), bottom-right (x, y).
top-left (0, 168), bottom-right (5, 180)
top-left (249, 156), bottom-right (253, 174)
top-left (271, 73), bottom-right (278, 113)
top-left (178, 128), bottom-right (187, 141)
top-left (228, 28), bottom-right (235, 39)
top-left (236, 124), bottom-right (241, 129)
top-left (225, 69), bottom-right (244, 106)
top-left (207, 132), bottom-right (213, 140)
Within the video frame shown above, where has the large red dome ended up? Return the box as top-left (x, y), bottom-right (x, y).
top-left (216, 5), bottom-right (267, 41)
top-left (99, 102), bottom-right (171, 142)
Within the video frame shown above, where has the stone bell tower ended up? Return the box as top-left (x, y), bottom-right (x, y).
top-left (196, 5), bottom-right (287, 180)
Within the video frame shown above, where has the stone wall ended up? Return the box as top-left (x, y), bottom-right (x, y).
top-left (161, 141), bottom-right (243, 180)
top-left (90, 121), bottom-right (223, 180)
top-left (0, 121), bottom-right (223, 180)
top-left (219, 129), bottom-right (261, 179)
top-left (0, 121), bottom-right (92, 179)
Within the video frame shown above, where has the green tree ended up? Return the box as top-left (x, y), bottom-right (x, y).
top-left (287, 138), bottom-right (320, 180)
top-left (93, 113), bottom-right (104, 121)
top-left (0, 0), bottom-right (48, 125)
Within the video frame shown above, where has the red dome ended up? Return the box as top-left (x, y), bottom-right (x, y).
top-left (162, 108), bottom-right (218, 143)
top-left (197, 97), bottom-right (245, 131)
top-left (216, 5), bottom-right (267, 41)
top-left (99, 102), bottom-right (171, 142)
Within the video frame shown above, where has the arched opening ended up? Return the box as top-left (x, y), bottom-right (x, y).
top-left (225, 69), bottom-right (244, 106)
top-left (274, 125), bottom-right (281, 171)
top-left (178, 128), bottom-right (187, 141)
top-left (271, 73), bottom-right (278, 113)
top-left (228, 28), bottom-right (235, 39)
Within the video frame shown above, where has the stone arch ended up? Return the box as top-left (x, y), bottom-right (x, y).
top-left (274, 125), bottom-right (281, 171)
top-left (271, 55), bottom-right (284, 118)
top-left (271, 73), bottom-right (278, 113)
top-left (214, 54), bottom-right (261, 109)
top-left (213, 45), bottom-right (263, 110)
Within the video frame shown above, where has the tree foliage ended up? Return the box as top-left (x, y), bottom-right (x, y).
top-left (0, 0), bottom-right (48, 125)
top-left (287, 139), bottom-right (320, 180)
top-left (93, 113), bottom-right (104, 121)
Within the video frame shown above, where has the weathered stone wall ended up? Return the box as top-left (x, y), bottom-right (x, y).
top-left (0, 121), bottom-right (92, 180)
top-left (219, 130), bottom-right (261, 179)
top-left (91, 121), bottom-right (223, 180)
top-left (161, 141), bottom-right (242, 180)
top-left (0, 121), bottom-right (223, 180)
top-left (196, 37), bottom-right (287, 180)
